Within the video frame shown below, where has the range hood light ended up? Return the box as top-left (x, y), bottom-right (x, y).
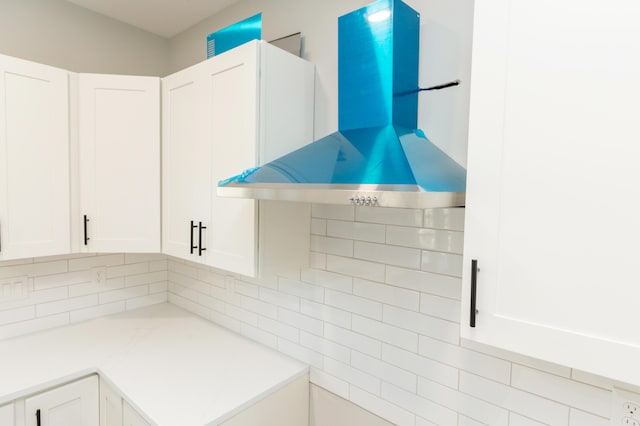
top-left (367, 9), bottom-right (391, 22)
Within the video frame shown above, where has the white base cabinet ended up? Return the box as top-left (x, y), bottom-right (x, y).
top-left (0, 403), bottom-right (14, 425)
top-left (0, 54), bottom-right (70, 261)
top-left (24, 375), bottom-right (98, 426)
top-left (75, 73), bottom-right (160, 253)
top-left (163, 40), bottom-right (313, 277)
top-left (462, 0), bottom-right (640, 386)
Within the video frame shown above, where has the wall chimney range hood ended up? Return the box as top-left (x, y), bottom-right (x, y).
top-left (217, 0), bottom-right (466, 208)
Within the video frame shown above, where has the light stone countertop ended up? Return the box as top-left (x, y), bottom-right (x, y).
top-left (0, 303), bottom-right (308, 425)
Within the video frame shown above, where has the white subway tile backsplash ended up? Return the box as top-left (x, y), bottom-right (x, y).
top-left (312, 204), bottom-right (355, 221)
top-left (224, 304), bottom-right (258, 327)
top-left (149, 281), bottom-right (168, 294)
top-left (324, 357), bottom-right (380, 395)
top-left (69, 301), bottom-right (125, 323)
top-left (419, 293), bottom-right (461, 323)
top-left (33, 270), bottom-right (91, 291)
top-left (385, 266), bottom-right (462, 300)
top-left (301, 268), bottom-right (353, 293)
top-left (353, 279), bottom-right (419, 311)
top-left (382, 344), bottom-right (459, 389)
top-left (278, 307), bottom-right (323, 336)
top-left (240, 295), bottom-right (277, 319)
top-left (423, 208), bottom-right (465, 232)
top-left (36, 294), bottom-right (97, 317)
top-left (124, 253), bottom-right (166, 264)
top-left (0, 306), bottom-right (34, 326)
top-left (383, 305), bottom-right (460, 345)
top-left (7, 260), bottom-right (68, 278)
top-left (107, 262), bottom-right (148, 279)
top-left (300, 331), bottom-right (351, 363)
top-left (569, 409), bottom-right (608, 426)
top-left (125, 271), bottom-right (167, 287)
top-left (277, 338), bottom-right (324, 369)
top-left (259, 287), bottom-right (300, 311)
top-left (239, 323), bottom-right (277, 349)
top-left (324, 323), bottom-right (381, 358)
top-left (309, 252), bottom-right (326, 269)
top-left (415, 416), bottom-right (438, 426)
top-left (351, 351), bottom-right (417, 393)
top-left (417, 377), bottom-right (509, 426)
top-left (386, 226), bottom-right (464, 254)
top-left (349, 386), bottom-right (416, 426)
top-left (155, 206), bottom-right (620, 426)
top-left (311, 235), bottom-right (354, 257)
top-left (68, 254), bottom-right (125, 272)
top-left (511, 364), bottom-right (611, 417)
top-left (68, 277), bottom-right (124, 298)
top-left (99, 285), bottom-right (148, 305)
top-left (354, 241), bottom-right (421, 270)
top-left (278, 277), bottom-right (324, 303)
top-left (356, 207), bottom-right (423, 227)
top-left (382, 382), bottom-right (458, 426)
top-left (311, 218), bottom-right (327, 235)
top-left (419, 335), bottom-right (511, 385)
top-left (352, 315), bottom-right (418, 353)
top-left (326, 255), bottom-right (385, 282)
top-left (459, 371), bottom-right (569, 426)
top-left (326, 289), bottom-right (382, 320)
top-left (421, 250), bottom-right (463, 277)
top-left (508, 413), bottom-right (547, 426)
top-left (0, 313), bottom-right (69, 340)
top-left (326, 220), bottom-right (386, 243)
top-left (301, 299), bottom-right (351, 328)
top-left (149, 259), bottom-right (168, 272)
top-left (125, 293), bottom-right (167, 311)
top-left (258, 316), bottom-right (299, 342)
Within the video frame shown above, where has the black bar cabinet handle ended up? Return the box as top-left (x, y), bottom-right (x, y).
top-left (83, 215), bottom-right (90, 246)
top-left (36, 409), bottom-right (41, 426)
top-left (190, 220), bottom-right (198, 254)
top-left (470, 259), bottom-right (478, 327)
top-left (198, 222), bottom-right (206, 256)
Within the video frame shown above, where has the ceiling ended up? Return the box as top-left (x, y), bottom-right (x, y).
top-left (65, 0), bottom-right (243, 38)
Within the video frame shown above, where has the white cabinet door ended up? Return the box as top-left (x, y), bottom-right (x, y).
top-left (0, 54), bottom-right (70, 260)
top-left (99, 378), bottom-right (122, 426)
top-left (0, 403), bottom-right (14, 425)
top-left (78, 74), bottom-right (160, 253)
top-left (122, 401), bottom-right (150, 426)
top-left (25, 375), bottom-right (99, 426)
top-left (462, 0), bottom-right (640, 385)
top-left (162, 63), bottom-right (211, 263)
top-left (205, 41), bottom-right (260, 276)
top-left (162, 41), bottom-right (313, 276)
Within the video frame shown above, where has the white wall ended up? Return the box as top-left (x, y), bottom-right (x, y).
top-left (0, 0), bottom-right (169, 75)
top-left (168, 0), bottom-right (471, 165)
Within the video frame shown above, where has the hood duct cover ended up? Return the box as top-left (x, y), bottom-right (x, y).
top-left (217, 0), bottom-right (466, 208)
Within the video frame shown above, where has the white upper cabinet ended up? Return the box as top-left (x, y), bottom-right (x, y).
top-left (163, 40), bottom-right (313, 277)
top-left (77, 73), bottom-right (161, 253)
top-left (0, 54), bottom-right (70, 260)
top-left (462, 0), bottom-right (640, 385)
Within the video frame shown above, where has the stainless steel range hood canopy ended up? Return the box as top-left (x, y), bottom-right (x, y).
top-left (217, 0), bottom-right (466, 208)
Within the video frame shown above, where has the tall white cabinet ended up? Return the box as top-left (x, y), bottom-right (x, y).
top-left (0, 54), bottom-right (70, 260)
top-left (76, 74), bottom-right (160, 253)
top-left (462, 0), bottom-right (640, 386)
top-left (163, 40), bottom-right (314, 277)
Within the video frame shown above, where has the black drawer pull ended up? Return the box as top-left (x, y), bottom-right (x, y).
top-left (190, 220), bottom-right (198, 254)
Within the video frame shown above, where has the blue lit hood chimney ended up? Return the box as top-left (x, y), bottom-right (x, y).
top-left (217, 0), bottom-right (466, 208)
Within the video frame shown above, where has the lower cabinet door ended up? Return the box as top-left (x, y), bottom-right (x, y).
top-left (25, 375), bottom-right (99, 426)
top-left (0, 402), bottom-right (14, 425)
top-left (122, 401), bottom-right (150, 426)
